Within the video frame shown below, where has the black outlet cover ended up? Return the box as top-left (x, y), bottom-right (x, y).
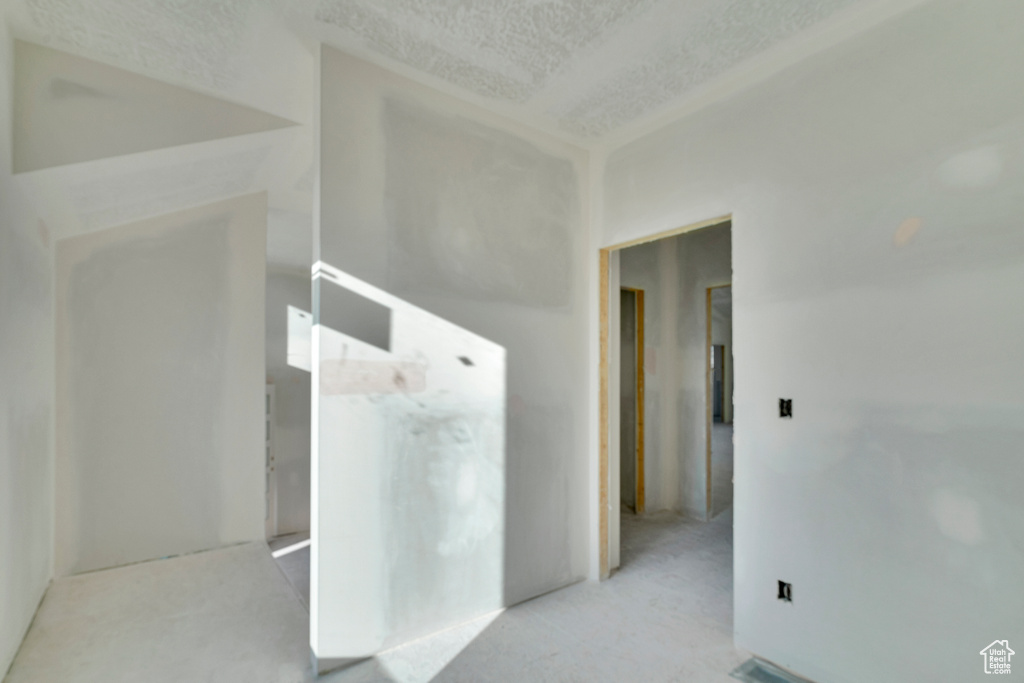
top-left (778, 580), bottom-right (792, 602)
top-left (779, 398), bottom-right (792, 418)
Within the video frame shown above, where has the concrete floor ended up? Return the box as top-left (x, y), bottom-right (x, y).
top-left (271, 532), bottom-right (311, 610)
top-left (3, 542), bottom-right (311, 683)
top-left (5, 510), bottom-right (741, 683)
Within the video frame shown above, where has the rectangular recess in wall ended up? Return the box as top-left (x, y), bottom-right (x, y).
top-left (316, 276), bottom-right (391, 351)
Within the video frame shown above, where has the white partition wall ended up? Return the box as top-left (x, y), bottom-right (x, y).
top-left (313, 43), bottom-right (590, 666)
top-left (311, 263), bottom-right (505, 660)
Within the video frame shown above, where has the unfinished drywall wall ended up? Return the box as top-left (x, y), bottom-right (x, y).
top-left (55, 193), bottom-right (267, 575)
top-left (619, 224), bottom-right (730, 519)
top-left (313, 265), bottom-right (505, 660)
top-left (12, 40), bottom-right (294, 173)
top-left (601, 1), bottom-right (1024, 680)
top-left (265, 267), bottom-right (311, 536)
top-left (317, 46), bottom-right (590, 657)
top-left (0, 27), bottom-right (54, 678)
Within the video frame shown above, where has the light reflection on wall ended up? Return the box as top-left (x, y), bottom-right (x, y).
top-left (311, 261), bottom-right (506, 660)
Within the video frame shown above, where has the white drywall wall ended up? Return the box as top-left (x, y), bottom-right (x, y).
top-left (317, 46), bottom-right (591, 653)
top-left (55, 193), bottom-right (267, 575)
top-left (266, 267), bottom-right (311, 535)
top-left (0, 28), bottom-right (54, 678)
top-left (619, 225), bottom-right (731, 519)
top-left (601, 1), bottom-right (1024, 680)
top-left (312, 264), bottom-right (505, 658)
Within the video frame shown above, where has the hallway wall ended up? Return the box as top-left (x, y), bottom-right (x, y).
top-left (619, 224), bottom-right (731, 519)
top-left (601, 0), bottom-right (1024, 680)
top-left (55, 193), bottom-right (267, 575)
top-left (0, 29), bottom-right (54, 678)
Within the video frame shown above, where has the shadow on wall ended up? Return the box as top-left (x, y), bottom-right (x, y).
top-left (311, 262), bottom-right (507, 660)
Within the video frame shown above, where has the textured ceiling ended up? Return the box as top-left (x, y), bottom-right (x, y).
top-left (17, 0), bottom-right (900, 143)
top-left (313, 0), bottom-right (655, 103)
top-left (305, 0), bottom-right (871, 139)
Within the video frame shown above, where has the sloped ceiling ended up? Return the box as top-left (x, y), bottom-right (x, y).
top-left (7, 0), bottom-right (315, 268)
top-left (13, 40), bottom-right (295, 173)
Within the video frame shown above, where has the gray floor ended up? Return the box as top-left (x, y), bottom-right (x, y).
top-left (5, 512), bottom-right (742, 683)
top-left (4, 542), bottom-right (312, 683)
top-left (271, 532), bottom-right (311, 610)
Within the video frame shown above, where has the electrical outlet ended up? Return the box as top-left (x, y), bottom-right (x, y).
top-left (779, 399), bottom-right (792, 418)
top-left (778, 580), bottom-right (792, 602)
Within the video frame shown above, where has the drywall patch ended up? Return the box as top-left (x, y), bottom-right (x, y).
top-left (382, 98), bottom-right (575, 307)
top-left (65, 215), bottom-right (229, 573)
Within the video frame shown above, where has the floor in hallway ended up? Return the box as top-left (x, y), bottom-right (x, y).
top-left (5, 512), bottom-right (742, 683)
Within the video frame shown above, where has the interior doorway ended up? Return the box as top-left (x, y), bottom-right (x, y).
top-left (619, 287), bottom-right (645, 515)
top-left (598, 214), bottom-right (732, 578)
